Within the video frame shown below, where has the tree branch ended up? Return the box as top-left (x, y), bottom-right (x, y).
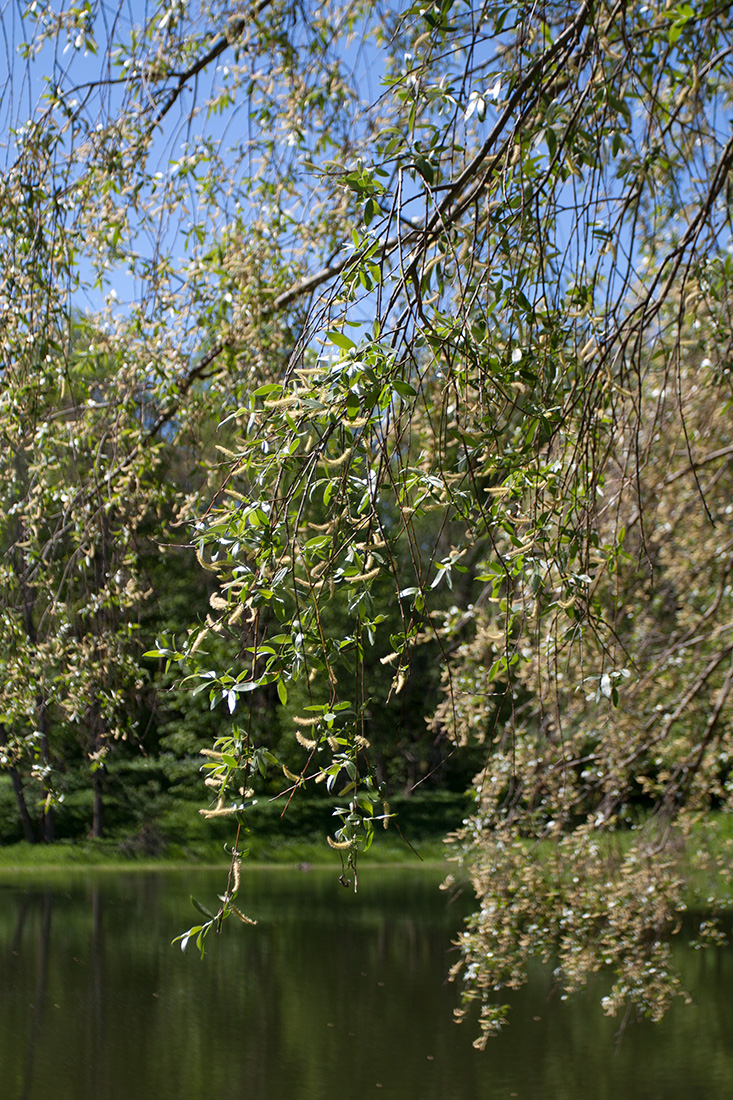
top-left (152, 0), bottom-right (272, 127)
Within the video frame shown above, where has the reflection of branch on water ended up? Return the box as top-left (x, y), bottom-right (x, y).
top-left (4, 885), bottom-right (106, 1099)
top-left (20, 890), bottom-right (53, 1100)
top-left (7, 890), bottom-right (32, 959)
top-left (89, 886), bottom-right (105, 1097)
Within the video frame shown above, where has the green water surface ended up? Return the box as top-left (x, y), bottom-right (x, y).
top-left (0, 866), bottom-right (730, 1100)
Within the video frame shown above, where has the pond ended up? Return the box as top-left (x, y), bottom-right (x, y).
top-left (1, 865), bottom-right (731, 1100)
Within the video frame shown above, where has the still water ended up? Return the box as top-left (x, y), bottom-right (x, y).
top-left (0, 865), bottom-right (731, 1100)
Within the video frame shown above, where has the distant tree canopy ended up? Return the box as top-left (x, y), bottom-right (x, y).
top-left (2, 0), bottom-right (733, 1040)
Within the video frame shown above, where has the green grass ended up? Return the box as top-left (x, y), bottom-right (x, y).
top-left (5, 810), bottom-right (730, 904)
top-left (0, 785), bottom-right (466, 872)
top-left (0, 833), bottom-right (451, 872)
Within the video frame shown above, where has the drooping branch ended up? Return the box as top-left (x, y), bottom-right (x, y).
top-left (151, 0), bottom-right (273, 128)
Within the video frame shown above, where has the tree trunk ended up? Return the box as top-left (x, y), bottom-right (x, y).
top-left (19, 559), bottom-right (55, 843)
top-left (92, 767), bottom-right (105, 840)
top-left (37, 708), bottom-right (55, 844)
top-left (0, 725), bottom-right (36, 843)
top-left (90, 705), bottom-right (105, 840)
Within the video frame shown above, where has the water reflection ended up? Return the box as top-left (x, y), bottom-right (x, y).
top-left (0, 867), bottom-right (731, 1100)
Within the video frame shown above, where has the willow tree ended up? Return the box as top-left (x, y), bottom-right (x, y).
top-left (4, 0), bottom-right (733, 1036)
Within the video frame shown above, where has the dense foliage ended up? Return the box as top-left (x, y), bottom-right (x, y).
top-left (2, 0), bottom-right (733, 1040)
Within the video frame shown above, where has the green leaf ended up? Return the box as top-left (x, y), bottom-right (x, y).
top-left (252, 383), bottom-right (282, 396)
top-left (190, 896), bottom-right (216, 920)
top-left (327, 331), bottom-right (358, 351)
top-left (175, 925), bottom-right (203, 953)
top-left (412, 156), bottom-right (434, 185)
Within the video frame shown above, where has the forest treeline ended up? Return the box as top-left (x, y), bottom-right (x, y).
top-left (0, 330), bottom-right (477, 848)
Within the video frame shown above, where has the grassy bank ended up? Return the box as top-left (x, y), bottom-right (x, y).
top-left (0, 786), bottom-right (469, 870)
top-left (0, 833), bottom-right (451, 871)
top-left (2, 803), bottom-right (731, 912)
